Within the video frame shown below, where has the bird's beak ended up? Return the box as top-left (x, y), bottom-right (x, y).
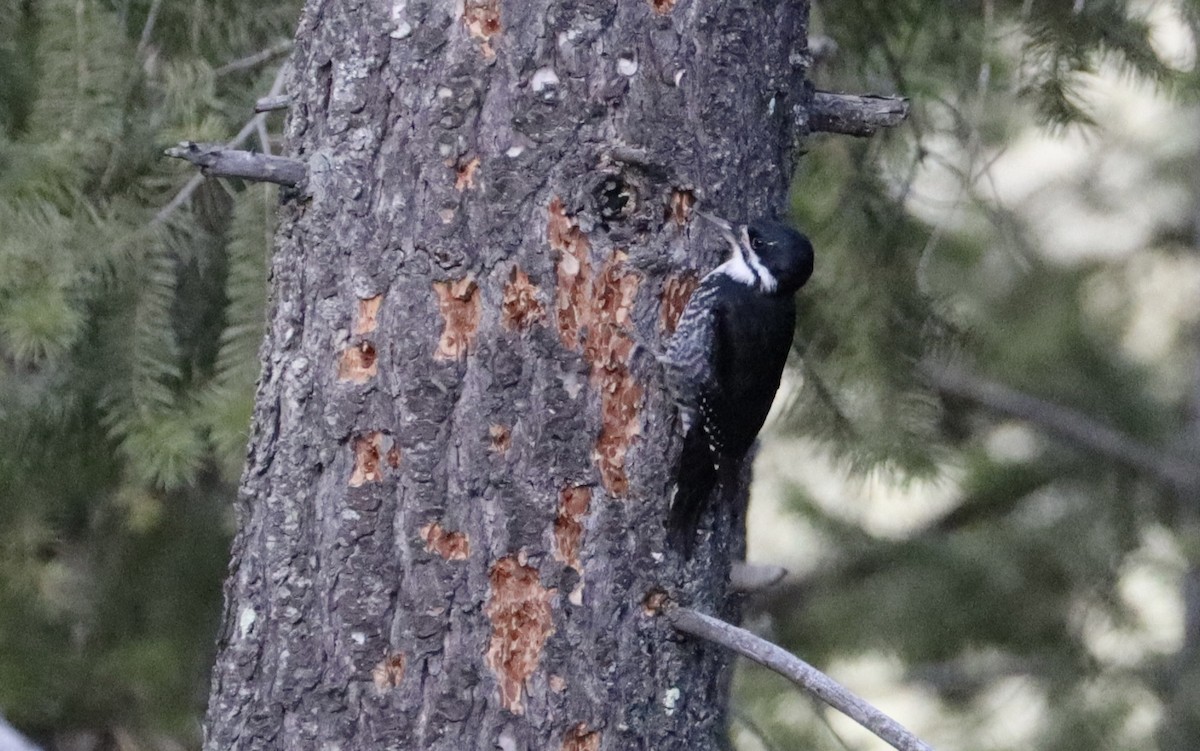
top-left (695, 210), bottom-right (745, 258)
top-left (694, 209), bottom-right (734, 234)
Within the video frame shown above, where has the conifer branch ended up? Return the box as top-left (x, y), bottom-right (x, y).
top-left (164, 142), bottom-right (306, 187)
top-left (921, 361), bottom-right (1197, 490)
top-left (155, 65), bottom-right (289, 224)
top-left (809, 91), bottom-right (910, 137)
top-left (667, 607), bottom-right (935, 751)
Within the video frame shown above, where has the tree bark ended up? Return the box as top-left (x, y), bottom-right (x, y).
top-left (203, 1), bottom-right (812, 748)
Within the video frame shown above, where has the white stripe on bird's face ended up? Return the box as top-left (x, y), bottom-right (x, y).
top-left (716, 250), bottom-right (759, 286)
top-left (696, 209), bottom-right (778, 293)
top-left (738, 225), bottom-right (778, 293)
top-left (712, 226), bottom-right (778, 292)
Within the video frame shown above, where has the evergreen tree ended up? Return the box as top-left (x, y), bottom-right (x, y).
top-left (736, 1), bottom-right (1200, 749)
top-left (0, 0), bottom-right (296, 746)
top-left (2, 0), bottom-right (1199, 748)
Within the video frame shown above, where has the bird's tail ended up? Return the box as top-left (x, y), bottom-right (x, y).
top-left (667, 427), bottom-right (740, 556)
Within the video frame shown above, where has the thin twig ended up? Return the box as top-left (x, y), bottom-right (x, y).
top-left (154, 65), bottom-right (288, 225)
top-left (135, 0), bottom-right (163, 58)
top-left (667, 607), bottom-right (935, 751)
top-left (920, 361), bottom-right (1197, 491)
top-left (98, 0), bottom-right (165, 194)
top-left (214, 40), bottom-right (294, 77)
top-left (256, 118), bottom-right (273, 156)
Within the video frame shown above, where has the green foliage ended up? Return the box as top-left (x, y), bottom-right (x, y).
top-left (788, 139), bottom-right (959, 475)
top-left (816, 0), bottom-right (1189, 129)
top-left (201, 185), bottom-right (273, 477)
top-left (0, 0), bottom-right (297, 745)
top-left (3, 0), bottom-right (1198, 748)
top-left (0, 1), bottom-right (38, 135)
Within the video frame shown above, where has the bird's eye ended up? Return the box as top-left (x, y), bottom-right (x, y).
top-left (748, 231), bottom-right (762, 251)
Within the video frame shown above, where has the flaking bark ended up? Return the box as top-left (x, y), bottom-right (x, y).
top-left (204, 1), bottom-right (816, 749)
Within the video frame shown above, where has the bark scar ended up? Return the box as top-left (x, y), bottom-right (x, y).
top-left (433, 277), bottom-right (481, 361)
top-left (501, 267), bottom-right (545, 331)
top-left (420, 521), bottom-right (470, 560)
top-left (463, 0), bottom-right (501, 59)
top-left (354, 294), bottom-right (383, 335)
top-left (485, 556), bottom-right (556, 715)
top-left (642, 588), bottom-right (668, 616)
top-left (455, 156), bottom-right (481, 191)
top-left (561, 723), bottom-right (601, 751)
top-left (587, 251), bottom-right (642, 496)
top-left (553, 486), bottom-right (591, 573)
top-left (349, 432), bottom-right (386, 486)
top-left (549, 198), bottom-right (592, 349)
top-left (549, 198), bottom-right (644, 496)
top-left (667, 188), bottom-right (694, 226)
top-left (489, 423), bottom-right (512, 453)
top-left (371, 651), bottom-right (406, 691)
top-left (337, 340), bottom-right (378, 383)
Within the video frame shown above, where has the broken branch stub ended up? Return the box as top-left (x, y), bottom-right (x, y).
top-left (808, 91), bottom-right (910, 137)
top-left (254, 94), bottom-right (292, 112)
top-left (164, 141), bottom-right (307, 187)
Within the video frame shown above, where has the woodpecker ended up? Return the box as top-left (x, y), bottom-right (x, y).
top-left (663, 211), bottom-right (814, 550)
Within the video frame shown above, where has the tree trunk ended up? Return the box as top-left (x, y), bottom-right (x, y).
top-left (204, 0), bottom-right (811, 748)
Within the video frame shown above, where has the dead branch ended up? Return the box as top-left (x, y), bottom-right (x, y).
top-left (810, 91), bottom-right (909, 137)
top-left (164, 142), bottom-right (306, 187)
top-left (667, 606), bottom-right (935, 751)
top-left (155, 65), bottom-right (289, 224)
top-left (255, 94), bottom-right (292, 112)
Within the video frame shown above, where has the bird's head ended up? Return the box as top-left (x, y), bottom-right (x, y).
top-left (697, 211), bottom-right (814, 295)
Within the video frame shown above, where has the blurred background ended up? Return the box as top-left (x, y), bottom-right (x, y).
top-left (1, 0), bottom-right (1198, 749)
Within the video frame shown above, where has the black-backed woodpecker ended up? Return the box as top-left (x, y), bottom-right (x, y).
top-left (663, 211), bottom-right (814, 551)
